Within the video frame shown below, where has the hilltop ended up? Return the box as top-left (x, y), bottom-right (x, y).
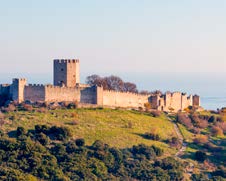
top-left (0, 106), bottom-right (225, 180)
top-left (1, 107), bottom-right (177, 154)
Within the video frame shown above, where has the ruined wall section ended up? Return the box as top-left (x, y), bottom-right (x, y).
top-left (102, 90), bottom-right (150, 108)
top-left (149, 92), bottom-right (194, 112)
top-left (182, 94), bottom-right (193, 110)
top-left (24, 84), bottom-right (45, 102)
top-left (45, 85), bottom-right (80, 102)
top-left (193, 95), bottom-right (200, 107)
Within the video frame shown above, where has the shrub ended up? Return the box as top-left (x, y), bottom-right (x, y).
top-left (35, 133), bottom-right (49, 145)
top-left (5, 104), bottom-right (16, 112)
top-left (144, 128), bottom-right (161, 141)
top-left (191, 127), bottom-right (201, 134)
top-left (71, 112), bottom-right (78, 118)
top-left (215, 122), bottom-right (226, 134)
top-left (208, 115), bottom-right (217, 123)
top-left (48, 126), bottom-right (72, 141)
top-left (195, 151), bottom-right (207, 162)
top-left (144, 102), bottom-right (151, 111)
top-left (37, 107), bottom-right (47, 113)
top-left (127, 121), bottom-right (133, 128)
top-left (144, 132), bottom-right (161, 141)
top-left (75, 138), bottom-right (85, 147)
top-left (211, 126), bottom-right (224, 137)
top-left (21, 104), bottom-right (33, 112)
top-left (150, 110), bottom-right (161, 117)
top-left (177, 113), bottom-right (193, 129)
top-left (193, 135), bottom-right (208, 145)
top-left (67, 120), bottom-right (79, 125)
top-left (16, 127), bottom-right (26, 137)
top-left (168, 137), bottom-right (181, 149)
top-left (0, 112), bottom-right (5, 127)
top-left (198, 119), bottom-right (209, 129)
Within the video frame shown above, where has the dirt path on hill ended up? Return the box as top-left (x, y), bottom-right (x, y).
top-left (167, 116), bottom-right (194, 177)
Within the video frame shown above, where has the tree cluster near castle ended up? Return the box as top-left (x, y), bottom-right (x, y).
top-left (0, 59), bottom-right (200, 112)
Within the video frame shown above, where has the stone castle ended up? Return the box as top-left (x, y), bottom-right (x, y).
top-left (0, 59), bottom-right (200, 112)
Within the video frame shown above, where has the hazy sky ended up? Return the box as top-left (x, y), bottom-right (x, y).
top-left (1, 0), bottom-right (226, 75)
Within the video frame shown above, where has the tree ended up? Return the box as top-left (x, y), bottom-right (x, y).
top-left (195, 151), bottom-right (207, 162)
top-left (140, 90), bottom-right (151, 95)
top-left (104, 75), bottom-right (124, 91)
top-left (16, 127), bottom-right (26, 137)
top-left (75, 138), bottom-right (85, 147)
top-left (86, 74), bottom-right (139, 93)
top-left (86, 74), bottom-right (105, 88)
top-left (123, 82), bottom-right (138, 93)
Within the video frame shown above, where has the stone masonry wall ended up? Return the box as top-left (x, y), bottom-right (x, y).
top-left (24, 84), bottom-right (45, 102)
top-left (80, 86), bottom-right (98, 104)
top-left (102, 90), bottom-right (150, 108)
top-left (45, 85), bottom-right (80, 102)
top-left (54, 59), bottom-right (80, 87)
top-left (0, 84), bottom-right (10, 96)
top-left (10, 79), bottom-right (27, 103)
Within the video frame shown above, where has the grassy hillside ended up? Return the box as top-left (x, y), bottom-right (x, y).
top-left (1, 108), bottom-right (177, 154)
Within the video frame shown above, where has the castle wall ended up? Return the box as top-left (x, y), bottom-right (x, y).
top-left (102, 90), bottom-right (149, 108)
top-left (170, 92), bottom-right (182, 111)
top-left (149, 92), bottom-right (194, 112)
top-left (45, 85), bottom-right (80, 102)
top-left (80, 86), bottom-right (98, 104)
top-left (0, 84), bottom-right (10, 95)
top-left (148, 95), bottom-right (158, 109)
top-left (24, 84), bottom-right (45, 102)
top-left (96, 86), bottom-right (103, 105)
top-left (181, 95), bottom-right (193, 110)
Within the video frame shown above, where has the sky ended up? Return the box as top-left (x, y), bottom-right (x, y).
top-left (1, 0), bottom-right (226, 74)
top-left (0, 0), bottom-right (226, 106)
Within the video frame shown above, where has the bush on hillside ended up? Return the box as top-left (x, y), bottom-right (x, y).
top-left (177, 113), bottom-right (193, 129)
top-left (144, 132), bottom-right (161, 141)
top-left (195, 151), bottom-right (207, 162)
top-left (211, 126), bottom-right (224, 137)
top-left (193, 135), bottom-right (208, 145)
top-left (75, 138), bottom-right (85, 147)
top-left (150, 110), bottom-right (161, 117)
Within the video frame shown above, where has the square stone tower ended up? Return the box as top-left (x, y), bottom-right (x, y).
top-left (10, 78), bottom-right (27, 103)
top-left (54, 59), bottom-right (80, 87)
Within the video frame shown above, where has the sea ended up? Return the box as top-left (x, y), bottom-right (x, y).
top-left (0, 72), bottom-right (225, 111)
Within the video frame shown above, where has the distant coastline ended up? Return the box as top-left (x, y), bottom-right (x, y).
top-left (202, 97), bottom-right (226, 110)
top-left (1, 72), bottom-right (225, 110)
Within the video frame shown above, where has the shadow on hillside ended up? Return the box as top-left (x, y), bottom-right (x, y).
top-left (180, 151), bottom-right (194, 160)
top-left (132, 133), bottom-right (168, 143)
top-left (8, 130), bottom-right (17, 138)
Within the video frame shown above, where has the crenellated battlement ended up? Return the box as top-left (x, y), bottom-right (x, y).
top-left (45, 84), bottom-right (79, 91)
top-left (12, 78), bottom-right (27, 83)
top-left (27, 84), bottom-right (45, 87)
top-left (54, 59), bottom-right (79, 64)
top-left (103, 89), bottom-right (150, 97)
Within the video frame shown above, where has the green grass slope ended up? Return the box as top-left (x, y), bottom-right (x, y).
top-left (2, 108), bottom-right (178, 154)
